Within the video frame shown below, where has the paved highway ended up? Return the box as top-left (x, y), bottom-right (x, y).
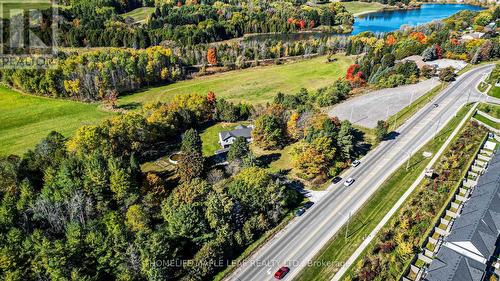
top-left (226, 64), bottom-right (494, 281)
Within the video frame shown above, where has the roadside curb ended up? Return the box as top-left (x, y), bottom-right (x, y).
top-left (331, 103), bottom-right (479, 281)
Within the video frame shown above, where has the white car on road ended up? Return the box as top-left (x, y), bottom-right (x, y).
top-left (351, 160), bottom-right (361, 167)
top-left (344, 178), bottom-right (355, 186)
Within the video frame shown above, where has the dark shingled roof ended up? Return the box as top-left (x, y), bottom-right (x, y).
top-left (425, 151), bottom-right (500, 281)
top-left (219, 125), bottom-right (253, 141)
top-left (426, 247), bottom-right (485, 281)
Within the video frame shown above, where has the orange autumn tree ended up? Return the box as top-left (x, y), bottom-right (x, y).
top-left (207, 48), bottom-right (217, 65)
top-left (207, 91), bottom-right (216, 104)
top-left (386, 34), bottom-right (397, 46)
top-left (410, 32), bottom-right (427, 44)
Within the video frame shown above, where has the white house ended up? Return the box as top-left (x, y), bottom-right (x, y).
top-left (218, 125), bottom-right (254, 149)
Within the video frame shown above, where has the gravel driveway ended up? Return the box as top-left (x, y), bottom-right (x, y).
top-left (327, 78), bottom-right (440, 128)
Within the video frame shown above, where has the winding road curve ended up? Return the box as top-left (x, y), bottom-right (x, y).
top-left (225, 64), bottom-right (494, 281)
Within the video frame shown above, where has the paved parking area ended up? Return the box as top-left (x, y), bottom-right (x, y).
top-left (328, 78), bottom-right (440, 128)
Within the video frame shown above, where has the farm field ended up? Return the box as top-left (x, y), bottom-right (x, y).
top-left (0, 86), bottom-right (111, 156)
top-left (0, 55), bottom-right (352, 156)
top-left (118, 55), bottom-right (353, 108)
top-left (121, 7), bottom-right (155, 23)
top-left (341, 1), bottom-right (385, 15)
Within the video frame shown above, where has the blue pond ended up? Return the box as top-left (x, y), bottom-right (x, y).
top-left (352, 4), bottom-right (484, 35)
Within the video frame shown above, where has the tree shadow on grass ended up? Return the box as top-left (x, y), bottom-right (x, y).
top-left (118, 102), bottom-right (142, 110)
top-left (256, 153), bottom-right (281, 168)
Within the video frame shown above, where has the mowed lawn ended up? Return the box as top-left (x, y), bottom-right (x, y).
top-left (121, 7), bottom-right (155, 23)
top-left (118, 55), bottom-right (353, 108)
top-left (341, 1), bottom-right (385, 16)
top-left (0, 87), bottom-right (111, 156)
top-left (0, 55), bottom-right (352, 157)
top-left (1, 1), bottom-right (53, 19)
top-left (489, 86), bottom-right (500, 99)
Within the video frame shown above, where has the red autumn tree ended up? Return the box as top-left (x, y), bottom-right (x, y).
top-left (207, 48), bottom-right (217, 65)
top-left (435, 44), bottom-right (443, 59)
top-left (298, 19), bottom-right (306, 29)
top-left (309, 20), bottom-right (315, 29)
top-left (177, 0), bottom-right (183, 7)
top-left (346, 64), bottom-right (361, 80)
top-left (346, 64), bottom-right (366, 88)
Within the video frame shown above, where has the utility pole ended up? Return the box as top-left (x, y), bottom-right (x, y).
top-left (406, 151), bottom-right (411, 171)
top-left (345, 211), bottom-right (351, 239)
top-left (434, 117), bottom-right (441, 139)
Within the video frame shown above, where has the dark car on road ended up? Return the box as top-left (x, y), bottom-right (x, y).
top-left (274, 266), bottom-right (290, 279)
top-left (304, 201), bottom-right (314, 209)
top-left (295, 208), bottom-right (306, 217)
top-left (332, 176), bottom-right (342, 184)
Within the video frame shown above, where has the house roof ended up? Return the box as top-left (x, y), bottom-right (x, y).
top-left (425, 152), bottom-right (500, 281)
top-left (425, 246), bottom-right (486, 281)
top-left (219, 125), bottom-right (253, 142)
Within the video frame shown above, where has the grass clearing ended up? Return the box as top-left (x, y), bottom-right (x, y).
top-left (473, 114), bottom-right (500, 129)
top-left (200, 122), bottom-right (251, 156)
top-left (121, 7), bottom-right (155, 23)
top-left (1, 1), bottom-right (52, 19)
top-left (295, 103), bottom-right (473, 281)
top-left (0, 55), bottom-right (352, 157)
top-left (0, 86), bottom-right (112, 156)
top-left (488, 86), bottom-right (500, 99)
top-left (478, 81), bottom-right (489, 92)
top-left (118, 55), bottom-right (353, 108)
top-left (478, 103), bottom-right (500, 119)
top-left (341, 1), bottom-right (385, 16)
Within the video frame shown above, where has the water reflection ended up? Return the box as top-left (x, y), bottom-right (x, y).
top-left (242, 4), bottom-right (484, 43)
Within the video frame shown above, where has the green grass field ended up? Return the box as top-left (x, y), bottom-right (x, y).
top-left (488, 86), bottom-right (500, 98)
top-left (478, 103), bottom-right (500, 119)
top-left (118, 55), bottom-right (353, 108)
top-left (295, 104), bottom-right (473, 281)
top-left (341, 1), bottom-right (385, 16)
top-left (200, 122), bottom-right (251, 156)
top-left (121, 7), bottom-right (155, 23)
top-left (0, 56), bottom-right (351, 156)
top-left (0, 86), bottom-right (111, 156)
top-left (1, 1), bottom-right (53, 19)
top-left (474, 114), bottom-right (500, 129)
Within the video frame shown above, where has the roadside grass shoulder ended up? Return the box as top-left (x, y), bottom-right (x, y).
top-left (294, 104), bottom-right (473, 281)
top-left (488, 86), bottom-right (500, 99)
top-left (473, 113), bottom-right (500, 129)
top-left (478, 81), bottom-right (489, 92)
top-left (478, 103), bottom-right (500, 119)
top-left (387, 82), bottom-right (447, 130)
